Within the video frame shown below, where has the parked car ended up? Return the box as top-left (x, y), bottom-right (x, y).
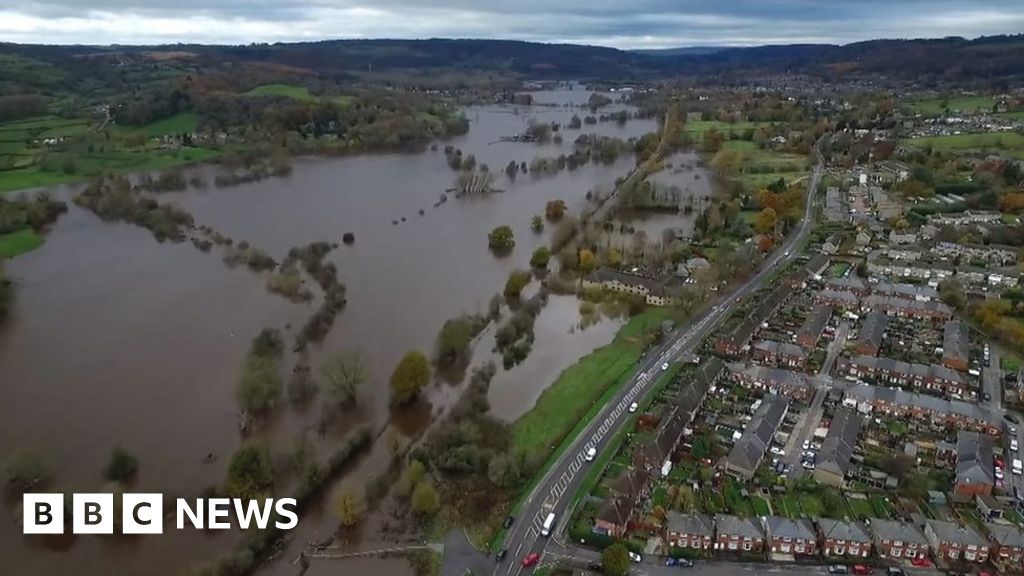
top-left (495, 549), bottom-right (507, 563)
top-left (852, 565), bottom-right (871, 576)
top-left (503, 515), bottom-right (515, 529)
top-left (521, 553), bottom-right (540, 567)
top-left (587, 561), bottom-right (604, 572)
top-left (887, 568), bottom-right (906, 576)
top-left (828, 566), bottom-right (849, 575)
top-left (628, 551), bottom-right (642, 563)
top-left (678, 558), bottom-right (694, 568)
top-left (1007, 413), bottom-right (1020, 425)
top-left (910, 556), bottom-right (931, 567)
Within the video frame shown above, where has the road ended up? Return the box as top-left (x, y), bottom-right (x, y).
top-left (491, 148), bottom-right (824, 576)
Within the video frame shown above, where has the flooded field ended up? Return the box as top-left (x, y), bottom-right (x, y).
top-left (0, 86), bottom-right (708, 576)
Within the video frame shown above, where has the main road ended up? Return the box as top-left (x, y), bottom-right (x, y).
top-left (493, 149), bottom-right (825, 576)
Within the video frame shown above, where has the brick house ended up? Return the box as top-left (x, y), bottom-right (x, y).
top-left (666, 512), bottom-right (714, 551)
top-left (854, 311), bottom-right (888, 356)
top-left (731, 365), bottom-right (814, 402)
top-left (714, 514), bottom-right (765, 553)
top-left (764, 516), bottom-right (817, 556)
top-left (593, 468), bottom-right (647, 538)
top-left (797, 305), bottom-right (832, 349)
top-left (942, 320), bottom-right (969, 372)
top-left (871, 519), bottom-right (930, 562)
top-left (817, 518), bottom-right (873, 559)
top-left (751, 340), bottom-right (808, 369)
top-left (986, 522), bottom-right (1024, 571)
top-left (841, 355), bottom-right (972, 399)
top-left (842, 384), bottom-right (1001, 436)
top-left (924, 520), bottom-right (989, 564)
top-left (954, 431), bottom-right (994, 497)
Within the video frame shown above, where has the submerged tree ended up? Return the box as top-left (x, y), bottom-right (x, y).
top-left (320, 351), bottom-right (366, 406)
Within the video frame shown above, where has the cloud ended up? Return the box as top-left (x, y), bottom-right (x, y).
top-left (1, 0), bottom-right (1022, 48)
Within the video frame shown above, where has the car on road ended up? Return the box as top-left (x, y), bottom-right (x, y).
top-left (887, 567), bottom-right (906, 576)
top-left (802, 440), bottom-right (811, 450)
top-left (1008, 413), bottom-right (1020, 425)
top-left (503, 515), bottom-right (515, 529)
top-left (984, 392), bottom-right (992, 402)
top-left (585, 446), bottom-right (597, 462)
top-left (661, 362), bottom-right (670, 371)
top-left (910, 557), bottom-right (931, 567)
top-left (628, 402), bottom-right (639, 413)
top-left (1012, 439), bottom-right (1019, 452)
top-left (628, 551), bottom-right (642, 563)
top-left (828, 565), bottom-right (848, 575)
top-left (521, 552), bottom-right (540, 567)
top-left (495, 549), bottom-right (507, 563)
top-left (852, 565), bottom-right (871, 576)
top-left (1011, 426), bottom-right (1019, 436)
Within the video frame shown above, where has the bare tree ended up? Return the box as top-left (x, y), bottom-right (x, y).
top-left (320, 351), bottom-right (367, 406)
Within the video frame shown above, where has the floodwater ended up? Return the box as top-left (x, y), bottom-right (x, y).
top-left (0, 86), bottom-right (692, 576)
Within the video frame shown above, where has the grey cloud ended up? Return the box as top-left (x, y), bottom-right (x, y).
top-left (1, 0), bottom-right (1022, 47)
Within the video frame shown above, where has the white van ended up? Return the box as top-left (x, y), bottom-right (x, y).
top-left (541, 512), bottom-right (556, 537)
top-left (1013, 459), bottom-right (1023, 475)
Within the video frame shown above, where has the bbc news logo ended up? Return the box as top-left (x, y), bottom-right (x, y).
top-left (23, 494), bottom-right (298, 534)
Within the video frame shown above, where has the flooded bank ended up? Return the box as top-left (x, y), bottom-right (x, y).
top-left (0, 87), bottom-right (685, 576)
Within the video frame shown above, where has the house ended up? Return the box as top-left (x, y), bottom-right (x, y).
top-left (841, 384), bottom-right (1001, 436)
top-left (806, 254), bottom-right (830, 276)
top-left (855, 230), bottom-right (872, 247)
top-left (841, 355), bottom-right (971, 399)
top-left (731, 365), bottom-right (814, 402)
top-left (635, 406), bottom-right (687, 472)
top-left (932, 242), bottom-right (1017, 266)
top-left (715, 277), bottom-right (800, 358)
top-left (724, 394), bottom-right (790, 479)
top-left (666, 512), bottom-right (714, 551)
top-left (924, 520), bottom-right (989, 563)
top-left (976, 494), bottom-right (1002, 521)
top-left (942, 320), bottom-right (969, 372)
top-left (815, 290), bottom-right (861, 310)
top-left (797, 305), bottom-right (832, 349)
top-left (862, 295), bottom-right (953, 322)
top-left (872, 282), bottom-right (940, 302)
top-left (823, 234), bottom-right (842, 255)
top-left (594, 468), bottom-right (648, 538)
top-left (816, 518), bottom-right (872, 559)
top-left (954, 431), bottom-right (994, 497)
top-left (764, 516), bottom-right (817, 557)
top-left (814, 408), bottom-right (863, 487)
top-left (854, 311), bottom-right (888, 356)
top-left (889, 230), bottom-right (918, 245)
top-left (986, 522), bottom-right (1024, 570)
top-left (871, 519), bottom-right (930, 562)
top-left (714, 514), bottom-right (765, 553)
top-left (751, 340), bottom-right (808, 369)
top-left (582, 268), bottom-right (681, 307)
top-left (827, 277), bottom-right (869, 296)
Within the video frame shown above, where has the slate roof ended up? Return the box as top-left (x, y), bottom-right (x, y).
top-left (863, 294), bottom-right (953, 317)
top-left (926, 520), bottom-right (987, 547)
top-left (816, 408), bottom-right (862, 479)
top-left (943, 320), bottom-right (969, 366)
top-left (725, 394), bottom-right (789, 477)
top-left (986, 522), bottom-right (1024, 548)
top-left (843, 384), bottom-right (998, 426)
top-left (715, 514), bottom-right (765, 539)
top-left (857, 311), bottom-right (888, 351)
top-left (956, 431), bottom-right (994, 488)
top-left (666, 512), bottom-right (714, 536)
top-left (870, 519), bottom-right (929, 546)
top-left (846, 355), bottom-right (964, 385)
top-left (816, 518), bottom-right (872, 543)
top-left (797, 305), bottom-right (832, 347)
top-left (765, 516), bottom-right (816, 541)
top-left (753, 340), bottom-right (808, 359)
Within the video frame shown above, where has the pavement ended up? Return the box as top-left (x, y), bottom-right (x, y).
top-left (481, 148), bottom-right (825, 576)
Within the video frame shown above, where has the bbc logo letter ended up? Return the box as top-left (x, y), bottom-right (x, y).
top-left (23, 494), bottom-right (63, 534)
top-left (122, 494), bottom-right (163, 534)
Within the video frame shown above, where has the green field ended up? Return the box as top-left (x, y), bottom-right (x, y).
top-left (0, 229), bottom-right (44, 258)
top-left (244, 83), bottom-right (354, 107)
top-left (904, 132), bottom-right (1024, 159)
top-left (684, 119), bottom-right (769, 138)
top-left (120, 112), bottom-right (199, 137)
top-left (907, 96), bottom-right (995, 116)
top-left (511, 308), bottom-right (674, 454)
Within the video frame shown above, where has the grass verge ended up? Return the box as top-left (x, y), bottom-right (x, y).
top-left (0, 228), bottom-right (44, 258)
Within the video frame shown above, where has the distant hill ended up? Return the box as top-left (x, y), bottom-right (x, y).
top-left (2, 34), bottom-right (1023, 89)
top-left (631, 46), bottom-right (729, 57)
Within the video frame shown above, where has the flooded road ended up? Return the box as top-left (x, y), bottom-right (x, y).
top-left (0, 86), bottom-right (699, 576)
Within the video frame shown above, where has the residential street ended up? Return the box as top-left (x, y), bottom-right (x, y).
top-left (484, 148), bottom-right (824, 576)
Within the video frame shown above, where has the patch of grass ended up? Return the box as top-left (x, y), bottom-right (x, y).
top-left (906, 96), bottom-right (995, 116)
top-left (904, 132), bottom-right (1024, 160)
top-left (751, 496), bottom-right (771, 516)
top-left (846, 496), bottom-right (875, 520)
top-left (0, 228), bottom-right (44, 258)
top-left (683, 119), bottom-right (769, 138)
top-left (245, 83), bottom-right (317, 101)
top-left (121, 112), bottom-right (199, 137)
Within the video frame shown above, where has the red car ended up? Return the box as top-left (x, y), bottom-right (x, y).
top-left (521, 552), bottom-right (540, 568)
top-left (910, 557), bottom-right (932, 567)
top-left (852, 565), bottom-right (872, 576)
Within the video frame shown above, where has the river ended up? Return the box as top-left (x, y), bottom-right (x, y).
top-left (0, 84), bottom-right (712, 576)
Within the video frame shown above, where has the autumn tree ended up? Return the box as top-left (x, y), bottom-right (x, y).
top-left (334, 485), bottom-right (363, 526)
top-left (578, 249), bottom-right (598, 273)
top-left (602, 543), bottom-right (630, 576)
top-left (225, 444), bottom-right (274, 499)
top-left (389, 350), bottom-right (430, 405)
top-left (530, 215), bottom-right (544, 232)
top-left (395, 460), bottom-right (426, 498)
top-left (754, 207), bottom-right (779, 235)
top-left (545, 199), bottom-right (566, 221)
top-left (411, 479), bottom-right (441, 517)
top-left (504, 269), bottom-right (532, 300)
top-left (488, 225), bottom-right (515, 251)
top-left (530, 246), bottom-right (551, 270)
top-left (320, 351), bottom-right (366, 406)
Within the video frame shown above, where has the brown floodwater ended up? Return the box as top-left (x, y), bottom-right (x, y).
top-left (0, 87), bottom-right (685, 576)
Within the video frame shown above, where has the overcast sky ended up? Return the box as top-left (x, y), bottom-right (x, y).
top-left (1, 0), bottom-right (1023, 49)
